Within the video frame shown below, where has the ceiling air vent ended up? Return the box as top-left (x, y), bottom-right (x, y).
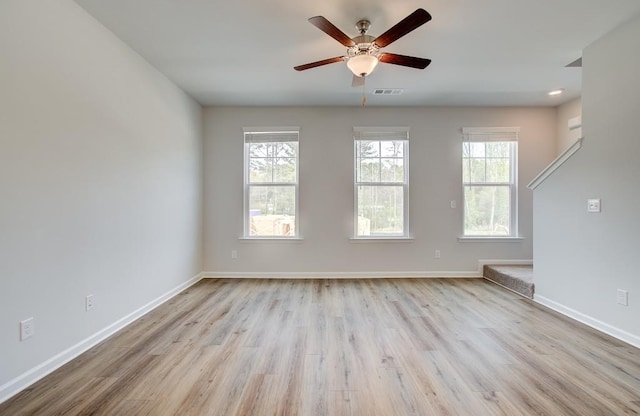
top-left (372, 88), bottom-right (404, 96)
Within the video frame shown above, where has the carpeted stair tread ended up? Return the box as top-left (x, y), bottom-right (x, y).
top-left (483, 264), bottom-right (534, 298)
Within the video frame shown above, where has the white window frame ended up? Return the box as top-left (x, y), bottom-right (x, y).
top-left (461, 127), bottom-right (519, 238)
top-left (243, 127), bottom-right (299, 239)
top-left (353, 127), bottom-right (410, 238)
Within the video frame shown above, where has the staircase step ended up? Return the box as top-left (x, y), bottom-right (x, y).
top-left (483, 264), bottom-right (534, 298)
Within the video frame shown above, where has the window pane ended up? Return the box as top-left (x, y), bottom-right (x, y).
top-left (462, 158), bottom-right (470, 183)
top-left (273, 158), bottom-right (296, 183)
top-left (462, 142), bottom-right (471, 158)
top-left (357, 141), bottom-right (380, 157)
top-left (470, 158), bottom-right (486, 182)
top-left (486, 142), bottom-right (509, 157)
top-left (249, 186), bottom-right (296, 236)
top-left (464, 185), bottom-right (510, 236)
top-left (245, 133), bottom-right (299, 238)
top-left (276, 142), bottom-right (297, 157)
top-left (249, 158), bottom-right (273, 183)
top-left (380, 141), bottom-right (404, 157)
top-left (249, 142), bottom-right (297, 184)
top-left (358, 158), bottom-right (380, 182)
top-left (470, 142), bottom-right (485, 157)
top-left (486, 158), bottom-right (510, 182)
top-left (357, 185), bottom-right (404, 235)
top-left (381, 158), bottom-right (404, 182)
top-left (249, 143), bottom-right (272, 158)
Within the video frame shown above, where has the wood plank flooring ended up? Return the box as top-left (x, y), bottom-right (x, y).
top-left (1, 278), bottom-right (639, 415)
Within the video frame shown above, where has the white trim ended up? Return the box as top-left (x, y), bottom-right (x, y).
top-left (349, 237), bottom-right (415, 242)
top-left (353, 126), bottom-right (410, 132)
top-left (462, 126), bottom-right (521, 134)
top-left (353, 126), bottom-right (410, 137)
top-left (238, 237), bottom-right (304, 242)
top-left (459, 236), bottom-right (525, 242)
top-left (527, 137), bottom-right (583, 190)
top-left (204, 261), bottom-right (532, 281)
top-left (534, 295), bottom-right (640, 349)
top-left (0, 273), bottom-right (204, 405)
top-left (462, 126), bottom-right (520, 142)
top-left (243, 126), bottom-right (300, 133)
top-left (202, 271), bottom-right (481, 279)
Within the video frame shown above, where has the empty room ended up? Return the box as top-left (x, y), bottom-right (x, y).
top-left (1, 0), bottom-right (639, 414)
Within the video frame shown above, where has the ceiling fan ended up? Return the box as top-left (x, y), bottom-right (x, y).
top-left (294, 8), bottom-right (432, 86)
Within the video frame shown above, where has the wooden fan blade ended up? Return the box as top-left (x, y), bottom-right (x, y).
top-left (374, 9), bottom-right (432, 48)
top-left (352, 74), bottom-right (365, 88)
top-left (379, 53), bottom-right (431, 69)
top-left (308, 16), bottom-right (356, 47)
top-left (294, 56), bottom-right (346, 71)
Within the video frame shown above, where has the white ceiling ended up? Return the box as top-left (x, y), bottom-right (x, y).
top-left (74, 0), bottom-right (640, 107)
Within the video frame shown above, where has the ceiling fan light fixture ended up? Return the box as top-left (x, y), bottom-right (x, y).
top-left (347, 54), bottom-right (379, 77)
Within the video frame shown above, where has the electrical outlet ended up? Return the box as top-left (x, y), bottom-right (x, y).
top-left (231, 250), bottom-right (238, 259)
top-left (617, 289), bottom-right (629, 306)
top-left (435, 250), bottom-right (441, 259)
top-left (85, 295), bottom-right (94, 311)
top-left (20, 318), bottom-right (34, 341)
top-left (450, 200), bottom-right (457, 209)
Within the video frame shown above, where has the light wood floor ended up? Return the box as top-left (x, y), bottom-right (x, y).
top-left (2, 278), bottom-right (639, 415)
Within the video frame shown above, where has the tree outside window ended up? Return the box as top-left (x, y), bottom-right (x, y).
top-left (462, 127), bottom-right (518, 237)
top-left (354, 128), bottom-right (409, 237)
top-left (244, 130), bottom-right (298, 237)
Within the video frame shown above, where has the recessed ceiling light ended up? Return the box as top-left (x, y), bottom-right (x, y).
top-left (548, 89), bottom-right (564, 96)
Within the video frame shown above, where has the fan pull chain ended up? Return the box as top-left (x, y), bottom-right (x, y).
top-left (361, 77), bottom-right (367, 106)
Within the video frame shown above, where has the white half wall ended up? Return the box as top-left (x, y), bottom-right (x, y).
top-left (534, 13), bottom-right (640, 346)
top-left (204, 106), bottom-right (555, 275)
top-left (0, 0), bottom-right (203, 399)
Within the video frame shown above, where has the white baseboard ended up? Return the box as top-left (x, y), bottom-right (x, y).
top-left (202, 271), bottom-right (482, 279)
top-left (0, 273), bottom-right (204, 405)
top-left (200, 261), bottom-right (535, 280)
top-left (534, 295), bottom-right (640, 349)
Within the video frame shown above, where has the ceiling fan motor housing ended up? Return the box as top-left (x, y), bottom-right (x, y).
top-left (348, 34), bottom-right (378, 58)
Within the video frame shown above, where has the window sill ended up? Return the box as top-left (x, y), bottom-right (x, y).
top-left (458, 236), bottom-right (524, 243)
top-left (239, 237), bottom-right (304, 243)
top-left (350, 236), bottom-right (414, 243)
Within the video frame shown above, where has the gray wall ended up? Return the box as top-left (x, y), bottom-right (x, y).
top-left (204, 106), bottom-right (556, 276)
top-left (0, 0), bottom-right (203, 394)
top-left (556, 97), bottom-right (582, 154)
top-left (534, 13), bottom-right (640, 345)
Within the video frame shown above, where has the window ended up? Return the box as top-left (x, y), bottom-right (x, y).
top-left (462, 127), bottom-right (518, 237)
top-left (354, 127), bottom-right (409, 237)
top-left (244, 129), bottom-right (299, 237)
